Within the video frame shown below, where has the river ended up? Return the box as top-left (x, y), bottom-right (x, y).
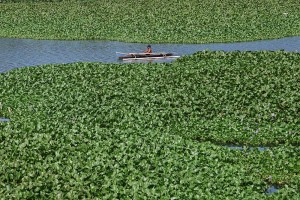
top-left (0, 36), bottom-right (299, 73)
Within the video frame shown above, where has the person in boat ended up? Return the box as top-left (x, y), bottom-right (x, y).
top-left (144, 45), bottom-right (152, 54)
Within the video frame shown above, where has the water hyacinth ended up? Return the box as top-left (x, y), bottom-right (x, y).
top-left (0, 51), bottom-right (299, 198)
top-left (0, 0), bottom-right (300, 43)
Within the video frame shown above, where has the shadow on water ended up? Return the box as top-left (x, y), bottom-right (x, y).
top-left (0, 36), bottom-right (300, 73)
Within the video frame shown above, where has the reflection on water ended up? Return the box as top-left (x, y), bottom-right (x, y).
top-left (0, 36), bottom-right (299, 73)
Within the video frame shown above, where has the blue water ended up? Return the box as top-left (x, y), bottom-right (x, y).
top-left (265, 185), bottom-right (280, 195)
top-left (225, 145), bottom-right (268, 151)
top-left (0, 118), bottom-right (10, 122)
top-left (0, 36), bottom-right (299, 73)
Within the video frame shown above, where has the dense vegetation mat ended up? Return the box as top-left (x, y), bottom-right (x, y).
top-left (1, 0), bottom-right (300, 43)
top-left (0, 51), bottom-right (299, 198)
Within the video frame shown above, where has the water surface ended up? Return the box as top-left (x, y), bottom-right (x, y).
top-left (1, 36), bottom-right (299, 73)
top-left (0, 118), bottom-right (10, 122)
top-left (225, 145), bottom-right (268, 151)
top-left (265, 185), bottom-right (280, 195)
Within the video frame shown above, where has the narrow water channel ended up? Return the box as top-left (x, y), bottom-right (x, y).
top-left (0, 36), bottom-right (299, 73)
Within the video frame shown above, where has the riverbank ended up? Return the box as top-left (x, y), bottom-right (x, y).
top-left (1, 0), bottom-right (300, 43)
top-left (1, 51), bottom-right (299, 198)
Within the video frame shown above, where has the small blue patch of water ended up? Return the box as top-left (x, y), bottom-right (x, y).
top-left (265, 185), bottom-right (279, 195)
top-left (257, 147), bottom-right (268, 151)
top-left (0, 118), bottom-right (10, 122)
top-left (227, 146), bottom-right (244, 150)
top-left (225, 145), bottom-right (268, 151)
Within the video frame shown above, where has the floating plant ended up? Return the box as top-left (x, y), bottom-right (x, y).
top-left (0, 51), bottom-right (299, 199)
top-left (0, 1), bottom-right (300, 43)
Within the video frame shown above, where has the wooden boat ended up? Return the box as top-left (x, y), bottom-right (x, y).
top-left (116, 52), bottom-right (179, 60)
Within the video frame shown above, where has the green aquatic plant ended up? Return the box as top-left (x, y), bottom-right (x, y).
top-left (0, 51), bottom-right (299, 198)
top-left (0, 0), bottom-right (300, 43)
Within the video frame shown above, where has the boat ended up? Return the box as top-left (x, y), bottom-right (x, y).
top-left (116, 52), bottom-right (180, 60)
